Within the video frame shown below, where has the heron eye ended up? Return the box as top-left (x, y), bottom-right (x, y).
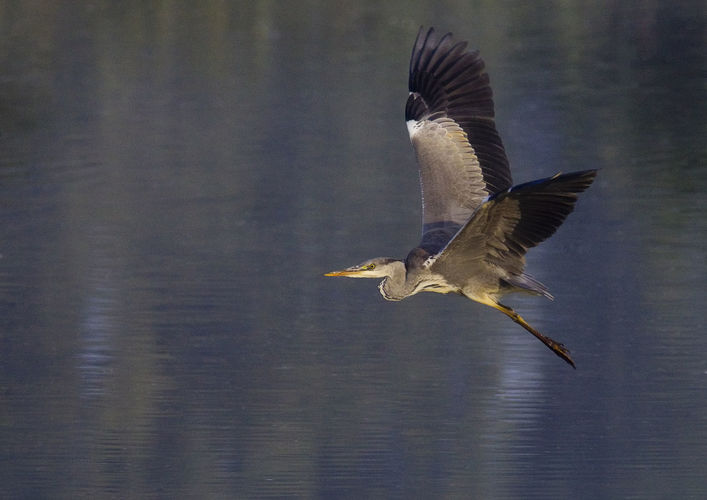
top-left (363, 264), bottom-right (375, 270)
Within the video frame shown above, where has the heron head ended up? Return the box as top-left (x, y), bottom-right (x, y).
top-left (324, 257), bottom-right (401, 278)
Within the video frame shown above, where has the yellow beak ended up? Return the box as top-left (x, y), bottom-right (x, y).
top-left (324, 269), bottom-right (360, 277)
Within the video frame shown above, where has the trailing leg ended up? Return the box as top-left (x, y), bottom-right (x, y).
top-left (493, 302), bottom-right (576, 368)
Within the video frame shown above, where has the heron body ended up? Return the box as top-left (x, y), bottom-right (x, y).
top-left (325, 27), bottom-right (597, 368)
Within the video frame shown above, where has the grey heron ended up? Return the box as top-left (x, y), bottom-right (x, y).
top-left (325, 27), bottom-right (597, 368)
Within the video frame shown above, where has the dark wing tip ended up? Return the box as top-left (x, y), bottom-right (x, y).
top-left (409, 27), bottom-right (487, 112)
top-left (505, 169), bottom-right (598, 197)
top-left (496, 169), bottom-right (598, 252)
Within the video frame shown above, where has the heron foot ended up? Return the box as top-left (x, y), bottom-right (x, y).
top-left (545, 337), bottom-right (576, 369)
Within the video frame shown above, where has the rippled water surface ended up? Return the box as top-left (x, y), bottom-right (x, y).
top-left (1, 1), bottom-right (706, 498)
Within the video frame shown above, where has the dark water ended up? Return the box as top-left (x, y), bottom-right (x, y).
top-left (1, 1), bottom-right (706, 498)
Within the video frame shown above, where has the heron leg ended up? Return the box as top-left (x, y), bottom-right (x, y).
top-left (493, 302), bottom-right (576, 369)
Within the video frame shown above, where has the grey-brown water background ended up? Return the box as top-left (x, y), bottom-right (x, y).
top-left (1, 1), bottom-right (706, 498)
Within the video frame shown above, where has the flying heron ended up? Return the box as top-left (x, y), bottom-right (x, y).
top-left (325, 27), bottom-right (597, 368)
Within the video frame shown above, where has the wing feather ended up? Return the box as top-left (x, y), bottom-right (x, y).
top-left (407, 27), bottom-right (512, 253)
top-left (430, 170), bottom-right (598, 286)
top-left (407, 116), bottom-right (487, 252)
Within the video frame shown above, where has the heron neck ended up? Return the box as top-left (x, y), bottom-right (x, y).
top-left (378, 260), bottom-right (410, 301)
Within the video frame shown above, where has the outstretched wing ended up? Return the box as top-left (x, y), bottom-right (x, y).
top-left (407, 26), bottom-right (512, 254)
top-left (429, 170), bottom-right (598, 289)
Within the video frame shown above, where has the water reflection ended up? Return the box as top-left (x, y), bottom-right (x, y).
top-left (1, 1), bottom-right (706, 498)
top-left (78, 284), bottom-right (116, 399)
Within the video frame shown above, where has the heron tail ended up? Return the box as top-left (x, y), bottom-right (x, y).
top-left (505, 273), bottom-right (554, 300)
